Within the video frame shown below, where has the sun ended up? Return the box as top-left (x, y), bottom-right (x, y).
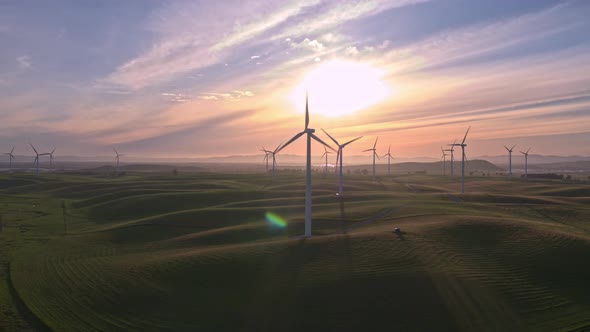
top-left (290, 60), bottom-right (389, 117)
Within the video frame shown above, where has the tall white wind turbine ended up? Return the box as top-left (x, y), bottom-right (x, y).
top-left (4, 146), bottom-right (15, 170)
top-left (322, 129), bottom-right (362, 196)
top-left (363, 137), bottom-right (379, 180)
top-left (449, 126), bottom-right (470, 193)
top-left (383, 144), bottom-right (393, 176)
top-left (276, 93), bottom-right (335, 237)
top-left (504, 144), bottom-right (516, 176)
top-left (520, 147), bottom-right (531, 179)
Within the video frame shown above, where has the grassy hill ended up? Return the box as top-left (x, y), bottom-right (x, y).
top-left (1, 171), bottom-right (589, 331)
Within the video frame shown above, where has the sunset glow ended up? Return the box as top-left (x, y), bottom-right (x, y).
top-left (290, 60), bottom-right (389, 117)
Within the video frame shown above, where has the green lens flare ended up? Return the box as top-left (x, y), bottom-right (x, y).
top-left (265, 212), bottom-right (287, 228)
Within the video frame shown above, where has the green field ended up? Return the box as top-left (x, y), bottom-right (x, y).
top-left (1, 171), bottom-right (589, 331)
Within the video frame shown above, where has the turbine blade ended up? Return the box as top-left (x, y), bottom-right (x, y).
top-left (274, 142), bottom-right (284, 153)
top-left (373, 136), bottom-right (378, 149)
top-left (30, 144), bottom-right (38, 154)
top-left (511, 144), bottom-right (517, 151)
top-left (342, 136), bottom-right (362, 147)
top-left (114, 148), bottom-right (118, 155)
top-left (310, 133), bottom-right (335, 151)
top-left (526, 147), bottom-right (531, 154)
top-left (504, 145), bottom-right (509, 151)
top-left (321, 129), bottom-right (340, 146)
top-left (461, 126), bottom-right (471, 144)
top-left (11, 146), bottom-right (15, 153)
top-left (276, 131), bottom-right (305, 153)
top-left (362, 149), bottom-right (373, 152)
top-left (388, 144), bottom-right (391, 154)
top-left (51, 148), bottom-right (56, 154)
top-left (336, 149), bottom-right (340, 165)
top-left (374, 151), bottom-right (380, 160)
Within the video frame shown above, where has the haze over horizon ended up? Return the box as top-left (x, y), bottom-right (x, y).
top-left (2, 0), bottom-right (590, 159)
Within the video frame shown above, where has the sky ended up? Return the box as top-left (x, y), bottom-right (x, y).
top-left (1, 0), bottom-right (589, 160)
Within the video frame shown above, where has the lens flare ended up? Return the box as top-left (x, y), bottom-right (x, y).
top-left (265, 212), bottom-right (287, 228)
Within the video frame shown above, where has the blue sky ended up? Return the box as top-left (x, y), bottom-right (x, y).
top-left (1, 0), bottom-right (589, 159)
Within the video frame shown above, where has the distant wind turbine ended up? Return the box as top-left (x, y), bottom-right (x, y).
top-left (504, 145), bottom-right (516, 176)
top-left (520, 147), bottom-right (531, 179)
top-left (276, 93), bottom-right (335, 237)
top-left (4, 146), bottom-right (15, 170)
top-left (30, 144), bottom-right (40, 174)
top-left (268, 143), bottom-right (282, 180)
top-left (441, 147), bottom-right (448, 176)
top-left (322, 129), bottom-right (362, 196)
top-left (260, 147), bottom-right (271, 174)
top-left (447, 141), bottom-right (456, 177)
top-left (383, 144), bottom-right (393, 176)
top-left (114, 148), bottom-right (124, 171)
top-left (449, 126), bottom-right (470, 193)
top-left (363, 137), bottom-right (379, 180)
top-left (48, 148), bottom-right (56, 170)
top-left (319, 146), bottom-right (332, 174)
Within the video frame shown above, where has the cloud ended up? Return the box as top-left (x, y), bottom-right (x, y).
top-left (16, 55), bottom-right (32, 69)
top-left (198, 90), bottom-right (255, 101)
top-left (286, 37), bottom-right (325, 52)
top-left (345, 46), bottom-right (359, 56)
top-left (161, 92), bottom-right (191, 103)
top-left (250, 55), bottom-right (260, 59)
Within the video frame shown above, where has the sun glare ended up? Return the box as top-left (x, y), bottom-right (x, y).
top-left (290, 60), bottom-right (389, 117)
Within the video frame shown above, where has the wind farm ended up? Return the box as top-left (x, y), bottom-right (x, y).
top-left (2, 1), bottom-right (590, 331)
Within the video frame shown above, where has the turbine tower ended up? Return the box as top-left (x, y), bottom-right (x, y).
top-left (276, 93), bottom-right (334, 237)
top-left (30, 144), bottom-right (40, 174)
top-left (4, 146), bottom-right (15, 170)
top-left (449, 126), bottom-right (470, 193)
top-left (520, 147), bottom-right (531, 179)
top-left (322, 129), bottom-right (362, 196)
top-left (441, 147), bottom-right (448, 176)
top-left (504, 145), bottom-right (516, 176)
top-left (319, 146), bottom-right (331, 174)
top-left (383, 144), bottom-right (393, 176)
top-left (363, 137), bottom-right (379, 180)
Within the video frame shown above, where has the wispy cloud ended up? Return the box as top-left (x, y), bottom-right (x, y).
top-left (16, 55), bottom-right (31, 69)
top-left (198, 90), bottom-right (255, 101)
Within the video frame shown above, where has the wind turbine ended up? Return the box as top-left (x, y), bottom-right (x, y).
top-left (268, 143), bottom-right (282, 180)
top-left (520, 147), bottom-right (531, 179)
top-left (48, 148), bottom-right (56, 170)
top-left (260, 146), bottom-right (271, 174)
top-left (449, 126), bottom-right (470, 193)
top-left (4, 146), bottom-right (15, 170)
top-left (383, 144), bottom-right (393, 176)
top-left (322, 129), bottom-right (362, 196)
top-left (114, 148), bottom-right (124, 171)
top-left (363, 137), bottom-right (379, 180)
top-left (447, 141), bottom-right (456, 176)
top-left (504, 145), bottom-right (516, 176)
top-left (320, 146), bottom-right (332, 174)
top-left (276, 93), bottom-right (334, 237)
top-left (441, 147), bottom-right (448, 176)
top-left (30, 144), bottom-right (41, 174)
